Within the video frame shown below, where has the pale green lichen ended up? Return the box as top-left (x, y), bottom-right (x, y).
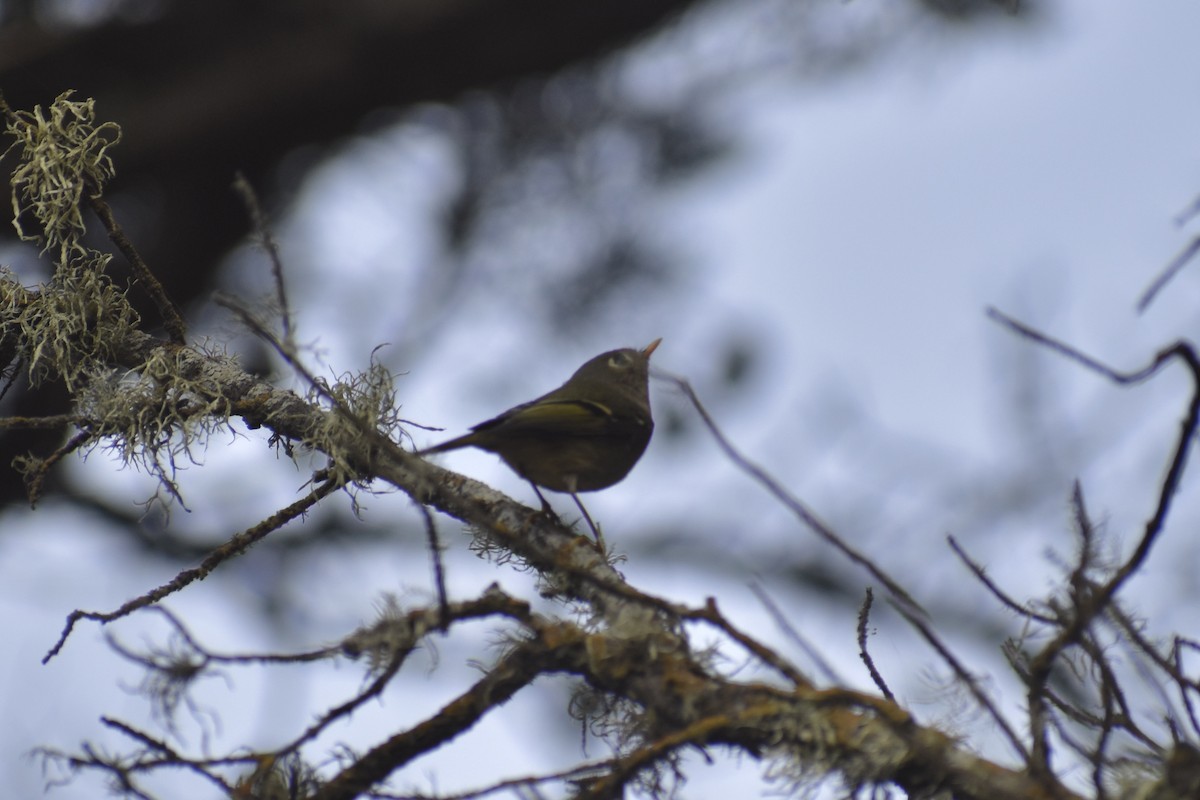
top-left (2, 92), bottom-right (393, 510)
top-left (1, 93), bottom-right (140, 392)
top-left (3, 265), bottom-right (243, 507)
top-left (10, 257), bottom-right (140, 390)
top-left (1, 93), bottom-right (250, 508)
top-left (761, 704), bottom-right (909, 800)
top-left (4, 90), bottom-right (121, 265)
top-left (340, 594), bottom-right (420, 675)
top-left (306, 357), bottom-right (403, 486)
top-left (72, 344), bottom-right (241, 500)
top-left (238, 753), bottom-right (322, 800)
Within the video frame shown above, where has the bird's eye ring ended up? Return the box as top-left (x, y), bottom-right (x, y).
top-left (608, 352), bottom-right (633, 369)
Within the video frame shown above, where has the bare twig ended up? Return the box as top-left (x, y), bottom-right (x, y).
top-left (290, 589), bottom-right (533, 762)
top-left (948, 534), bottom-right (1056, 624)
top-left (142, 605), bottom-right (336, 665)
top-left (1138, 232), bottom-right (1200, 313)
top-left (416, 501), bottom-right (450, 629)
top-left (232, 173), bottom-right (293, 345)
top-left (313, 633), bottom-right (554, 800)
top-left (857, 588), bottom-right (893, 701)
top-left (988, 309), bottom-right (1200, 606)
top-left (660, 370), bottom-right (925, 616)
top-left (990, 308), bottom-right (1200, 793)
top-left (689, 596), bottom-right (814, 690)
top-left (43, 477), bottom-right (343, 662)
top-left (86, 194), bottom-right (187, 343)
top-left (21, 428), bottom-right (90, 506)
top-left (892, 599), bottom-right (1033, 766)
top-left (749, 582), bottom-right (843, 686)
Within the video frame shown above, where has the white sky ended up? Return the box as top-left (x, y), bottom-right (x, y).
top-left (6, 1), bottom-right (1200, 797)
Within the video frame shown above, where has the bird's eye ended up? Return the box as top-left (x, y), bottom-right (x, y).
top-left (608, 352), bottom-right (633, 370)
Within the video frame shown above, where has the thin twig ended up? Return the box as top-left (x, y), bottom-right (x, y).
top-left (24, 428), bottom-right (91, 507)
top-left (232, 173), bottom-right (293, 344)
top-left (86, 194), bottom-right (187, 343)
top-left (215, 292), bottom-right (407, 467)
top-left (948, 534), bottom-right (1056, 624)
top-left (892, 599), bottom-right (1033, 765)
top-left (284, 589), bottom-right (532, 761)
top-left (313, 638), bottom-right (554, 800)
top-left (144, 605), bottom-right (336, 664)
top-left (99, 717), bottom-right (236, 794)
top-left (660, 370), bottom-right (925, 616)
top-left (988, 309), bottom-right (1200, 603)
top-left (749, 582), bottom-right (842, 686)
top-left (0, 354), bottom-right (25, 403)
top-left (43, 477), bottom-right (343, 662)
top-left (691, 596), bottom-right (813, 690)
top-left (1138, 233), bottom-right (1200, 313)
top-left (416, 501), bottom-right (451, 630)
top-left (856, 588), bottom-right (893, 701)
top-left (990, 308), bottom-right (1200, 789)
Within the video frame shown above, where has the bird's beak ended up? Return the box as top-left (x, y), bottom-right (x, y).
top-left (641, 338), bottom-right (662, 359)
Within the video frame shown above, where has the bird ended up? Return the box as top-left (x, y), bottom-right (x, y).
top-left (417, 338), bottom-right (661, 548)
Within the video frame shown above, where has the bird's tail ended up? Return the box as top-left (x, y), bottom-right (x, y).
top-left (415, 434), bottom-right (476, 456)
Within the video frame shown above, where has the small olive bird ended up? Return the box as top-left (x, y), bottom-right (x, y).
top-left (417, 339), bottom-right (661, 548)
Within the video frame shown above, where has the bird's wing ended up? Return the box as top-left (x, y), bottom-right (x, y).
top-left (472, 398), bottom-right (616, 437)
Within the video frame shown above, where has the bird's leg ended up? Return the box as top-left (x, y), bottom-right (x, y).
top-left (530, 480), bottom-right (606, 554)
top-left (529, 483), bottom-right (556, 516)
top-left (570, 492), bottom-right (606, 554)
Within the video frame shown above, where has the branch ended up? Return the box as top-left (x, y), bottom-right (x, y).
top-left (43, 476), bottom-right (343, 662)
top-left (1138, 230), bottom-right (1200, 313)
top-left (988, 308), bottom-right (1200, 603)
top-left (86, 193), bottom-right (187, 343)
top-left (658, 370), bottom-right (926, 616)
